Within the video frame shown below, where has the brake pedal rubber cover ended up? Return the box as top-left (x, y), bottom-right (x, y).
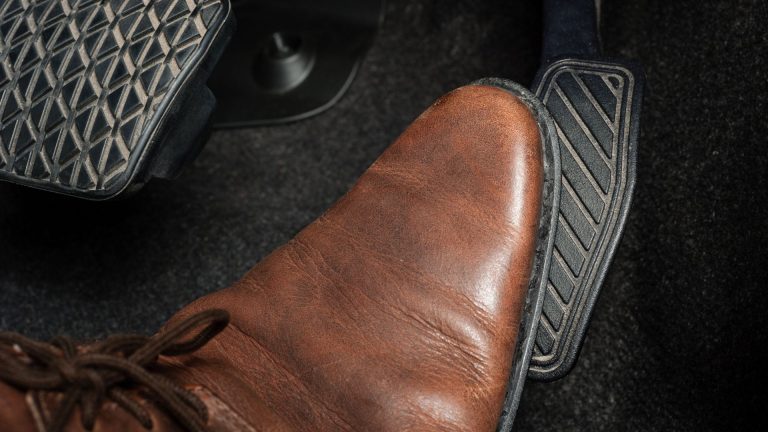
top-left (0, 0), bottom-right (233, 199)
top-left (528, 58), bottom-right (643, 380)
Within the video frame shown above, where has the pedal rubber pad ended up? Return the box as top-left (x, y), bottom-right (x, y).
top-left (528, 58), bottom-right (643, 380)
top-left (0, 0), bottom-right (233, 199)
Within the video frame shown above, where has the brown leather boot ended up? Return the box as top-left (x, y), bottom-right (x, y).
top-left (0, 80), bottom-right (559, 432)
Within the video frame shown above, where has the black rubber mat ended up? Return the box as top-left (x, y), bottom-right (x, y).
top-left (0, 0), bottom-right (232, 199)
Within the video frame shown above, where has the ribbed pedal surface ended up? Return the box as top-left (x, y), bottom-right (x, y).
top-left (0, 0), bottom-right (226, 196)
top-left (529, 58), bottom-right (642, 380)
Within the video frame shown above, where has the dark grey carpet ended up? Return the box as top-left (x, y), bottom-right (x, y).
top-left (1, 0), bottom-right (766, 430)
top-left (518, 1), bottom-right (768, 431)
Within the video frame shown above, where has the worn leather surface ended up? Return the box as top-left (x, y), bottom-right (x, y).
top-left (0, 381), bottom-right (37, 432)
top-left (0, 84), bottom-right (544, 431)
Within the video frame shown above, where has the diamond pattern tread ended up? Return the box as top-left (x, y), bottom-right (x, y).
top-left (0, 0), bottom-right (230, 198)
top-left (528, 58), bottom-right (643, 380)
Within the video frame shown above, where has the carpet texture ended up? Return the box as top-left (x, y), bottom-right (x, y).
top-left (1, 0), bottom-right (766, 430)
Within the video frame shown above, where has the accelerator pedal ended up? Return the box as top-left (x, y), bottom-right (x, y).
top-left (528, 57), bottom-right (643, 380)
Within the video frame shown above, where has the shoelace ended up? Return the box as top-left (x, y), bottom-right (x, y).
top-left (0, 309), bottom-right (230, 432)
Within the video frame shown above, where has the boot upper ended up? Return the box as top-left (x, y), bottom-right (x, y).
top-left (0, 84), bottom-right (544, 432)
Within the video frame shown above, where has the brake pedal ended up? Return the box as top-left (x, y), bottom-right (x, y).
top-left (0, 0), bottom-right (233, 199)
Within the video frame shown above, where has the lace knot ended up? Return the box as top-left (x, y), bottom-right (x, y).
top-left (52, 358), bottom-right (80, 384)
top-left (0, 309), bottom-right (230, 432)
